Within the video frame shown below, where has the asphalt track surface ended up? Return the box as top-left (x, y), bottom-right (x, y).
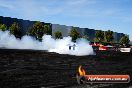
top-left (0, 49), bottom-right (132, 88)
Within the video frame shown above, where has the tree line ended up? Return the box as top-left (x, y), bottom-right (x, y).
top-left (95, 30), bottom-right (130, 46)
top-left (0, 22), bottom-right (130, 45)
top-left (27, 21), bottom-right (51, 41)
top-left (55, 28), bottom-right (130, 45)
top-left (0, 22), bottom-right (21, 38)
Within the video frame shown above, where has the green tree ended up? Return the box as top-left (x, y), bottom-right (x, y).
top-left (27, 22), bottom-right (51, 40)
top-left (69, 27), bottom-right (80, 41)
top-left (0, 24), bottom-right (7, 31)
top-left (34, 21), bottom-right (44, 40)
top-left (9, 22), bottom-right (21, 38)
top-left (105, 30), bottom-right (114, 42)
top-left (27, 21), bottom-right (44, 40)
top-left (95, 30), bottom-right (104, 43)
top-left (120, 36), bottom-right (130, 45)
top-left (54, 31), bottom-right (62, 39)
top-left (44, 25), bottom-right (51, 35)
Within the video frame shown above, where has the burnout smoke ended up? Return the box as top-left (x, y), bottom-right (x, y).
top-left (0, 30), bottom-right (94, 56)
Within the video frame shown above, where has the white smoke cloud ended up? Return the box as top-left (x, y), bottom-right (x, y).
top-left (0, 30), bottom-right (94, 56)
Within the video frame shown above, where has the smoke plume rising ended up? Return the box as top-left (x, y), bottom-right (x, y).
top-left (0, 30), bottom-right (94, 56)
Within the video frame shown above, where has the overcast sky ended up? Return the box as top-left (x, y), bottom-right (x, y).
top-left (0, 0), bottom-right (132, 40)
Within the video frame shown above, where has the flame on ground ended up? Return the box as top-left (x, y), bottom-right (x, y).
top-left (78, 65), bottom-right (86, 76)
